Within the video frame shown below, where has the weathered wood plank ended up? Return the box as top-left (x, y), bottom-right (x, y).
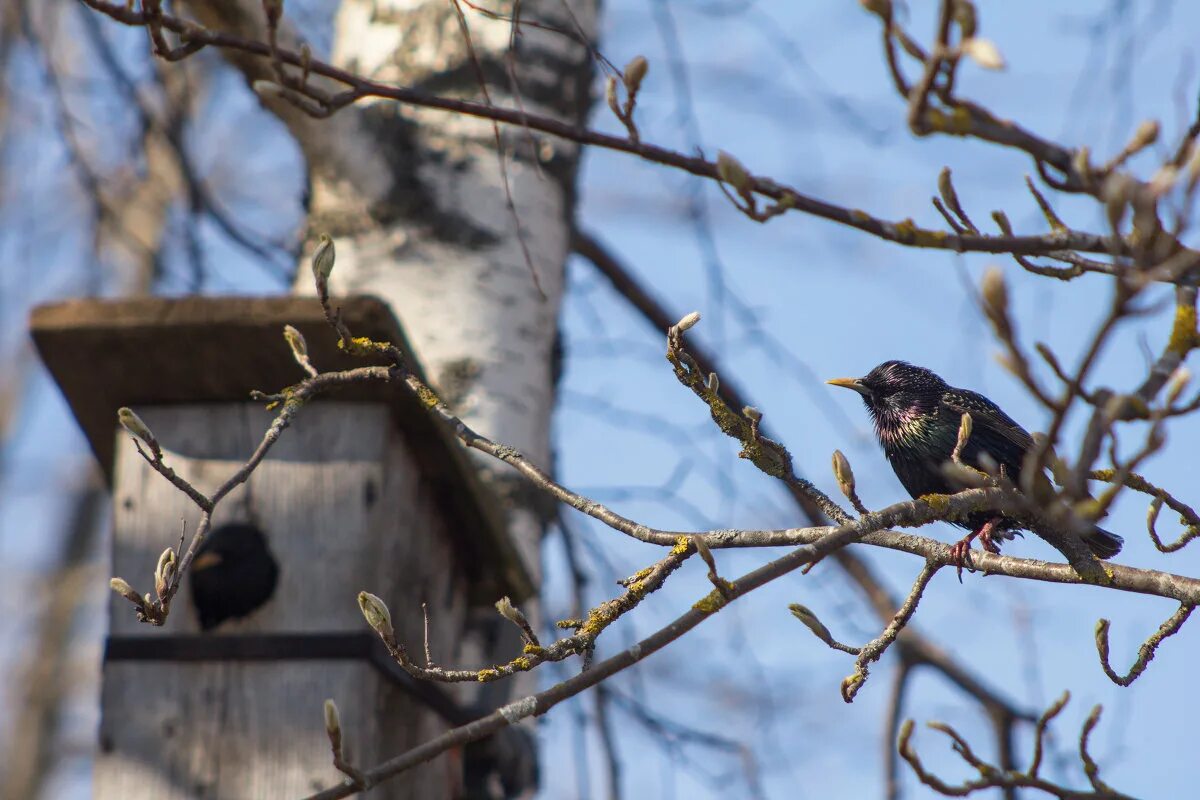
top-left (96, 402), bottom-right (466, 798)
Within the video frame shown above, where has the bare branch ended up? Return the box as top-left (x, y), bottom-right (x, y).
top-left (76, 0), bottom-right (1182, 269)
top-left (843, 561), bottom-right (940, 702)
top-left (899, 693), bottom-right (1136, 798)
top-left (1094, 604), bottom-right (1195, 687)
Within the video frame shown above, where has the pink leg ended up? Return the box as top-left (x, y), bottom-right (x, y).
top-left (951, 518), bottom-right (1003, 581)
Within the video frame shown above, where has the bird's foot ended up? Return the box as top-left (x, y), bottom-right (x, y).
top-left (977, 518), bottom-right (1004, 555)
top-left (950, 534), bottom-right (977, 583)
top-left (951, 518), bottom-right (1004, 582)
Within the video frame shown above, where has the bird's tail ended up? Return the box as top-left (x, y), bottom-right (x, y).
top-left (1084, 526), bottom-right (1123, 559)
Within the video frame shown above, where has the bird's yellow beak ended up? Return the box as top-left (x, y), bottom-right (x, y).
top-left (826, 377), bottom-right (869, 395)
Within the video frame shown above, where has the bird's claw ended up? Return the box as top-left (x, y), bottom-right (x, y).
top-left (950, 536), bottom-right (977, 583)
top-left (952, 518), bottom-right (1004, 582)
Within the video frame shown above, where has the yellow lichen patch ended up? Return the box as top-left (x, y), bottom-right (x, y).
top-left (1079, 563), bottom-right (1115, 586)
top-left (912, 229), bottom-right (949, 247)
top-left (692, 589), bottom-right (728, 614)
top-left (415, 383), bottom-right (441, 409)
top-left (849, 209), bottom-right (872, 224)
top-left (477, 668), bottom-right (499, 682)
top-left (338, 335), bottom-right (392, 357)
top-left (949, 106), bottom-right (972, 134)
top-left (579, 600), bottom-right (621, 638)
top-left (522, 644), bottom-right (545, 656)
top-left (510, 657), bottom-right (532, 671)
top-left (1167, 303), bottom-right (1198, 355)
top-left (671, 535), bottom-right (691, 555)
top-left (893, 218), bottom-right (918, 244)
top-left (919, 493), bottom-right (951, 513)
top-left (625, 567), bottom-right (653, 584)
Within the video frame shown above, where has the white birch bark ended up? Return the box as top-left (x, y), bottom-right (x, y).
top-left (184, 0), bottom-right (597, 586)
top-left (306, 0), bottom-right (597, 584)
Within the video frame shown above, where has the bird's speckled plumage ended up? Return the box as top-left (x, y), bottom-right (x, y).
top-left (831, 361), bottom-right (1122, 559)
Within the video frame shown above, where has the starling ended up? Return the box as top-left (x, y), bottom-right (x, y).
top-left (827, 360), bottom-right (1122, 568)
top-left (189, 522), bottom-right (280, 631)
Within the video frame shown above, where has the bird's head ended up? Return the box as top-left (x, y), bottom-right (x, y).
top-left (826, 361), bottom-right (947, 426)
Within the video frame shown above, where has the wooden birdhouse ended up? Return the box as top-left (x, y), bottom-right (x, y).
top-left (32, 296), bottom-right (534, 799)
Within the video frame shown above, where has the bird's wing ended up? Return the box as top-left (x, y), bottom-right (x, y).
top-left (942, 387), bottom-right (1034, 476)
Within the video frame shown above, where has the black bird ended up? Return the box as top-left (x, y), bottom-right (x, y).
top-left (189, 522), bottom-right (280, 631)
top-left (827, 361), bottom-right (1122, 568)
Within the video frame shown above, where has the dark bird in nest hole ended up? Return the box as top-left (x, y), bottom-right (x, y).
top-left (190, 522), bottom-right (280, 631)
top-left (827, 360), bottom-right (1122, 575)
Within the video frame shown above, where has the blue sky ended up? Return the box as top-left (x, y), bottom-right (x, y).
top-left (549, 1), bottom-right (1199, 798)
top-left (2, 1), bottom-right (1198, 798)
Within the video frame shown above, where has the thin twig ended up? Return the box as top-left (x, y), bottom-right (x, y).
top-left (1094, 604), bottom-right (1195, 687)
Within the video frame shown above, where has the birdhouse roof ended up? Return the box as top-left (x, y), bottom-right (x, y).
top-left (30, 295), bottom-right (533, 602)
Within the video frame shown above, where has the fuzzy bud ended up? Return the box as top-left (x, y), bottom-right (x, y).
top-left (937, 167), bottom-right (960, 213)
top-left (961, 38), bottom-right (1005, 70)
top-left (789, 604), bottom-right (836, 647)
top-left (154, 547), bottom-right (177, 600)
top-left (283, 325), bottom-right (308, 359)
top-left (323, 698), bottom-right (342, 747)
top-left (742, 406), bottom-right (762, 422)
top-left (706, 372), bottom-right (720, 394)
top-left (674, 311), bottom-right (701, 332)
top-left (311, 234), bottom-right (335, 287)
top-left (495, 596), bottom-right (537, 645)
top-left (357, 591), bottom-right (394, 642)
top-left (831, 450), bottom-right (854, 492)
top-left (494, 595), bottom-right (523, 626)
top-left (605, 76), bottom-right (619, 112)
top-left (110, 577), bottom-right (141, 605)
top-left (980, 267), bottom-right (1008, 322)
top-left (623, 56), bottom-right (648, 95)
top-left (954, 412), bottom-right (973, 455)
top-left (990, 209), bottom-right (1013, 235)
top-left (118, 407), bottom-right (161, 459)
top-left (716, 151), bottom-right (751, 192)
top-left (1130, 119), bottom-right (1160, 151)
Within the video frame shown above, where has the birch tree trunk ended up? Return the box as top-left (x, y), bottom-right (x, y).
top-left (178, 0), bottom-right (598, 749)
top-left (306, 0), bottom-right (598, 578)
